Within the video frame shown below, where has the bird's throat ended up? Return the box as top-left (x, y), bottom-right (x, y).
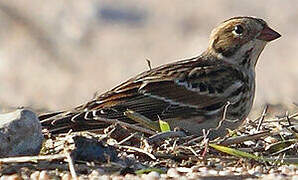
top-left (215, 39), bottom-right (267, 68)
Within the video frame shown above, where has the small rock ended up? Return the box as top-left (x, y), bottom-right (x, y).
top-left (39, 171), bottom-right (50, 180)
top-left (254, 166), bottom-right (263, 174)
top-left (142, 171), bottom-right (160, 180)
top-left (0, 174), bottom-right (22, 180)
top-left (70, 136), bottom-right (118, 163)
top-left (0, 109), bottom-right (43, 157)
top-left (208, 169), bottom-right (218, 175)
top-left (262, 174), bottom-right (281, 180)
top-left (218, 170), bottom-right (232, 176)
top-left (215, 164), bottom-right (223, 171)
top-left (30, 171), bottom-right (40, 180)
top-left (97, 175), bottom-right (111, 180)
top-left (281, 165), bottom-right (294, 175)
top-left (176, 167), bottom-right (191, 173)
top-left (198, 167), bottom-right (209, 175)
top-left (110, 175), bottom-right (124, 180)
top-left (167, 168), bottom-right (180, 178)
top-left (190, 166), bottom-right (200, 172)
top-left (125, 174), bottom-right (138, 180)
top-left (186, 172), bottom-right (201, 179)
top-left (61, 173), bottom-right (72, 180)
top-left (89, 169), bottom-right (105, 177)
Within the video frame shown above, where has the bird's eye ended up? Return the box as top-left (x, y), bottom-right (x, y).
top-left (233, 25), bottom-right (244, 35)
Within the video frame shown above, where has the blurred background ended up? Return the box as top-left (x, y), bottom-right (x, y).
top-left (0, 0), bottom-right (297, 116)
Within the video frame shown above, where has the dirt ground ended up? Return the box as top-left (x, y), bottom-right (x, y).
top-left (0, 1), bottom-right (297, 116)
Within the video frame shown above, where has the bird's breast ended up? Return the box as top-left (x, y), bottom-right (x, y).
top-left (226, 68), bottom-right (256, 121)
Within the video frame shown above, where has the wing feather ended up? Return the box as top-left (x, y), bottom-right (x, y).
top-left (40, 56), bottom-right (246, 134)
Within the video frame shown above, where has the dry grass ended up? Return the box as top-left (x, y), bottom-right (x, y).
top-left (0, 107), bottom-right (297, 179)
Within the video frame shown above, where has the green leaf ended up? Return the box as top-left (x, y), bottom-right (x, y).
top-left (209, 143), bottom-right (298, 165)
top-left (135, 168), bottom-right (165, 175)
top-left (209, 143), bottom-right (262, 160)
top-left (159, 120), bottom-right (171, 132)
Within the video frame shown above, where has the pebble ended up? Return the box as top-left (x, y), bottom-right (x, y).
top-left (264, 136), bottom-right (278, 144)
top-left (146, 171), bottom-right (160, 179)
top-left (198, 167), bottom-right (208, 172)
top-left (215, 163), bottom-right (223, 171)
top-left (190, 166), bottom-right (200, 172)
top-left (39, 170), bottom-right (50, 180)
top-left (30, 171), bottom-right (40, 180)
top-left (235, 167), bottom-right (244, 173)
top-left (255, 166), bottom-right (264, 174)
top-left (176, 176), bottom-right (188, 180)
top-left (262, 174), bottom-right (278, 180)
top-left (71, 136), bottom-right (118, 163)
top-left (186, 172), bottom-right (202, 179)
top-left (89, 169), bottom-right (105, 177)
top-left (0, 174), bottom-right (22, 180)
top-left (0, 109), bottom-right (43, 157)
top-left (218, 170), bottom-right (232, 176)
top-left (248, 168), bottom-right (262, 177)
top-left (167, 168), bottom-right (180, 178)
top-left (125, 174), bottom-right (139, 180)
top-left (175, 167), bottom-right (191, 173)
top-left (244, 140), bottom-right (255, 146)
top-left (111, 175), bottom-right (124, 180)
top-left (268, 168), bottom-right (275, 174)
top-left (208, 169), bottom-right (218, 175)
top-left (97, 175), bottom-right (111, 180)
top-left (61, 173), bottom-right (72, 180)
top-left (160, 173), bottom-right (168, 179)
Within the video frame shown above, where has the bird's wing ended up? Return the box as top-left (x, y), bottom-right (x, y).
top-left (86, 59), bottom-right (244, 121)
top-left (40, 58), bottom-right (245, 133)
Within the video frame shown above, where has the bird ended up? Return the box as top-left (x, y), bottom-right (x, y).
top-left (39, 16), bottom-right (281, 139)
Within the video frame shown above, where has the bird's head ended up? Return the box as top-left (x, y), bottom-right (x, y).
top-left (207, 16), bottom-right (281, 67)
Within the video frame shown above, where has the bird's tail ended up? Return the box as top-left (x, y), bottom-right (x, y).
top-left (39, 111), bottom-right (112, 134)
top-left (38, 102), bottom-right (110, 134)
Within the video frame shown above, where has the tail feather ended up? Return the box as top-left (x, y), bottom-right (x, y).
top-left (38, 110), bottom-right (109, 134)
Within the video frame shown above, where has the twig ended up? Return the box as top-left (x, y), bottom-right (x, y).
top-left (183, 136), bottom-right (203, 145)
top-left (201, 133), bottom-right (209, 159)
top-left (218, 131), bottom-right (273, 146)
top-left (153, 152), bottom-right (192, 160)
top-left (0, 154), bottom-right (66, 163)
top-left (119, 145), bottom-right (156, 160)
top-left (271, 143), bottom-right (297, 156)
top-left (265, 156), bottom-right (298, 164)
top-left (146, 59), bottom-right (152, 70)
top-left (148, 131), bottom-right (186, 144)
top-left (257, 105), bottom-right (268, 131)
top-left (214, 101), bottom-right (232, 131)
top-left (264, 112), bottom-right (298, 122)
top-left (65, 152), bottom-right (78, 180)
top-left (117, 132), bottom-right (138, 145)
top-left (285, 111), bottom-right (298, 133)
top-left (186, 146), bottom-right (199, 158)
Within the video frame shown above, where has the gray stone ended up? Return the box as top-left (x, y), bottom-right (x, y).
top-left (0, 109), bottom-right (43, 157)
